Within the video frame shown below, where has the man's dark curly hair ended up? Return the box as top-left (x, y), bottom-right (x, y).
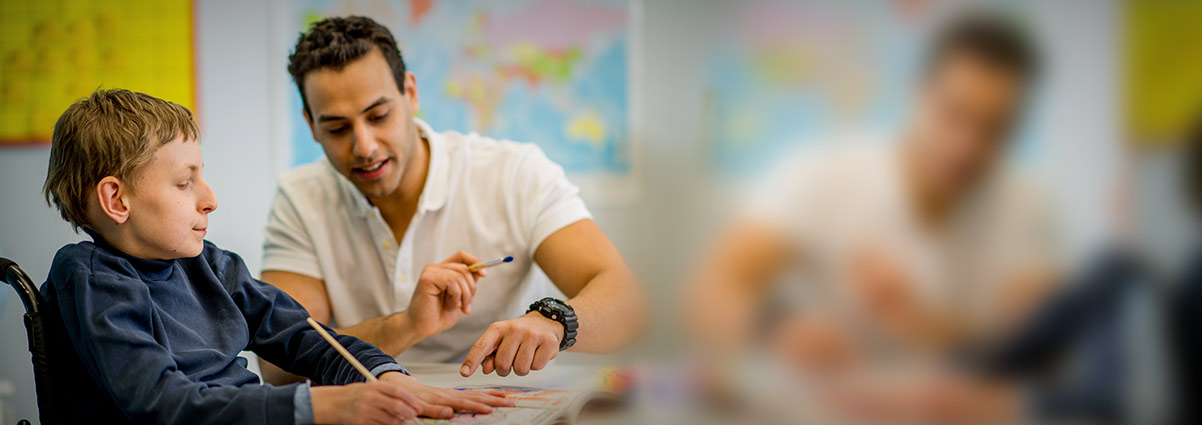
top-left (924, 11), bottom-right (1040, 84)
top-left (287, 16), bottom-right (408, 115)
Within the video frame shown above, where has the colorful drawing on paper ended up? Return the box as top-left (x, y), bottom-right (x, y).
top-left (0, 0), bottom-right (195, 145)
top-left (279, 0), bottom-right (631, 177)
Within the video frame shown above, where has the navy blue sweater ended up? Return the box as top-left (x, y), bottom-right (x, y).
top-left (40, 238), bottom-right (406, 424)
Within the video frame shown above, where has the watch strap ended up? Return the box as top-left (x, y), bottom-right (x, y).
top-left (527, 297), bottom-right (578, 351)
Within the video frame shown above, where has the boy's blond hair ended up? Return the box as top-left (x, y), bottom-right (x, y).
top-left (43, 89), bottom-right (200, 231)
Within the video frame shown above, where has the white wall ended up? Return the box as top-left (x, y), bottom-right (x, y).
top-left (0, 0), bottom-right (1122, 423)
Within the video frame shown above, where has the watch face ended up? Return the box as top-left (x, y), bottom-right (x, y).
top-left (546, 303), bottom-right (569, 315)
top-left (538, 298), bottom-right (572, 315)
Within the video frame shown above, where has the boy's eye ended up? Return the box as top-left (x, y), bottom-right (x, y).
top-left (327, 126), bottom-right (349, 135)
top-left (177, 181), bottom-right (190, 189)
top-left (369, 113), bottom-right (389, 122)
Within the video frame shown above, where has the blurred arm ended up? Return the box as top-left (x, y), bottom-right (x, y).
top-left (684, 220), bottom-right (797, 350)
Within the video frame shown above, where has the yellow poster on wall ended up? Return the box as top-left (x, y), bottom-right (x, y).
top-left (0, 0), bottom-right (195, 145)
top-left (1126, 0), bottom-right (1202, 147)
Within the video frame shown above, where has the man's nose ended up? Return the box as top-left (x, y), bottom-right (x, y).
top-left (351, 124), bottom-right (378, 159)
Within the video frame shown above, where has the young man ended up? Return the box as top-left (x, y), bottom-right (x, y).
top-left (260, 16), bottom-right (646, 380)
top-left (40, 89), bottom-right (510, 424)
top-left (845, 107), bottom-right (1202, 425)
top-left (687, 13), bottom-right (1059, 363)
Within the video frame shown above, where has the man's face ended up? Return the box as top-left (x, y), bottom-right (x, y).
top-left (302, 48), bottom-right (421, 200)
top-left (124, 137), bottom-right (217, 259)
top-left (909, 52), bottom-right (1027, 197)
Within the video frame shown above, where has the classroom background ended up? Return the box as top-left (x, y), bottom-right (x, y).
top-left (2, 0), bottom-right (1199, 423)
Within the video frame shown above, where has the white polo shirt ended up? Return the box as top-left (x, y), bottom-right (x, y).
top-left (747, 139), bottom-right (1059, 342)
top-left (262, 118), bottom-right (592, 363)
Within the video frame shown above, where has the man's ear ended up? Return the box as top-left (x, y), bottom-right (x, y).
top-left (303, 107), bottom-right (320, 142)
top-left (404, 71), bottom-right (420, 115)
top-left (95, 176), bottom-right (130, 224)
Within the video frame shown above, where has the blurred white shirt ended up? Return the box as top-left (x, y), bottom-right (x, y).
top-left (261, 118), bottom-right (591, 363)
top-left (746, 137), bottom-right (1058, 343)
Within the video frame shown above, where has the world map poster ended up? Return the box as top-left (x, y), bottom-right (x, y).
top-left (274, 0), bottom-right (635, 184)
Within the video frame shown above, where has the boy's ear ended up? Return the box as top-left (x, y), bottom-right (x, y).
top-left (95, 176), bottom-right (131, 224)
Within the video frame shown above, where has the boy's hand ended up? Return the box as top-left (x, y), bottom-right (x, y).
top-left (459, 311), bottom-right (563, 377)
top-left (310, 380), bottom-right (420, 425)
top-left (378, 372), bottom-right (514, 419)
top-left (406, 251), bottom-right (488, 338)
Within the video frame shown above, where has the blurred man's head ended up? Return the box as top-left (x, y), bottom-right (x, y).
top-left (288, 16), bottom-right (422, 201)
top-left (907, 12), bottom-right (1039, 200)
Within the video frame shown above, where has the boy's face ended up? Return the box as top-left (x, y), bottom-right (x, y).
top-left (123, 137), bottom-right (218, 259)
top-left (301, 47), bottom-right (422, 201)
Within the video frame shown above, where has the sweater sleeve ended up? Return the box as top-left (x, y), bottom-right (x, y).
top-left (211, 245), bottom-right (408, 384)
top-left (52, 249), bottom-right (302, 425)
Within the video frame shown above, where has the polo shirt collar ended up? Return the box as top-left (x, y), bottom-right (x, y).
top-left (414, 118), bottom-right (449, 214)
top-left (326, 117), bottom-right (449, 218)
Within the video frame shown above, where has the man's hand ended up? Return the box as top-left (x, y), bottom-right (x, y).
top-left (406, 251), bottom-right (487, 338)
top-left (846, 245), bottom-right (969, 349)
top-left (459, 312), bottom-right (563, 377)
top-left (310, 380), bottom-right (420, 425)
top-left (848, 245), bottom-right (918, 325)
top-left (378, 372), bottom-right (514, 419)
top-left (772, 314), bottom-right (862, 374)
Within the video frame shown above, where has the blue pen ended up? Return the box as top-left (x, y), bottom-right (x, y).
top-left (467, 256), bottom-right (514, 272)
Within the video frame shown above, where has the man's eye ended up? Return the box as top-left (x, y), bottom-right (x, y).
top-left (328, 126), bottom-right (349, 134)
top-left (177, 182), bottom-right (190, 189)
top-left (369, 113), bottom-right (389, 122)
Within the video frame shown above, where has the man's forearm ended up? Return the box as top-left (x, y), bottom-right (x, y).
top-left (563, 268), bottom-right (647, 353)
top-left (335, 312), bottom-right (426, 357)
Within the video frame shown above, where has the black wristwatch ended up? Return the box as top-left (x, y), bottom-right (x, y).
top-left (527, 297), bottom-right (578, 351)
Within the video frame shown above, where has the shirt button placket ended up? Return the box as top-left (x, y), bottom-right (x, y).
top-left (369, 209), bottom-right (399, 306)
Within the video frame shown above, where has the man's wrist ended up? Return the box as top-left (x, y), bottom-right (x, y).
top-left (524, 310), bottom-right (563, 336)
top-left (391, 312), bottom-right (429, 349)
top-left (521, 312), bottom-right (566, 351)
top-left (525, 298), bottom-right (578, 351)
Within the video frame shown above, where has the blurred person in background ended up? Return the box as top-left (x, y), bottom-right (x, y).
top-left (973, 109), bottom-right (1202, 425)
top-left (686, 12), bottom-right (1059, 372)
top-left (818, 107), bottom-right (1202, 425)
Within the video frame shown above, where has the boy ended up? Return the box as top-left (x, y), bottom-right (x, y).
top-left (39, 89), bottom-right (510, 424)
